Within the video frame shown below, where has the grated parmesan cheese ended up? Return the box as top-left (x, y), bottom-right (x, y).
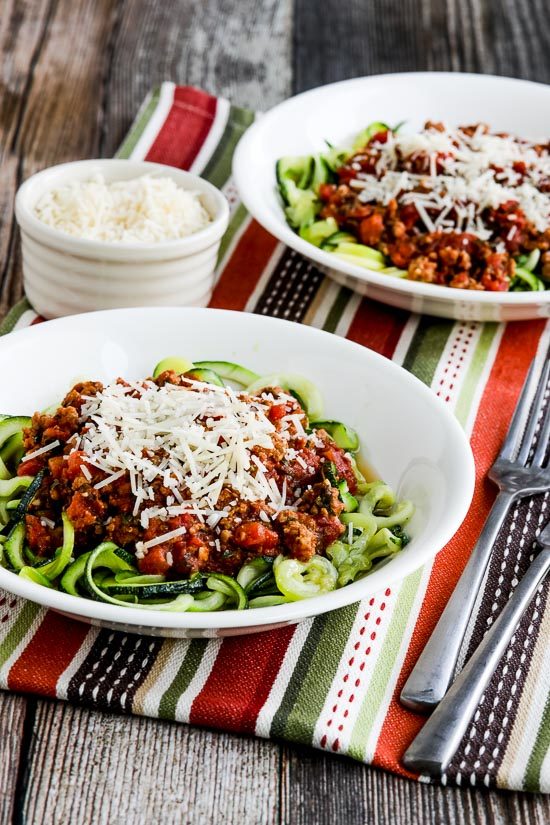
top-left (24, 440), bottom-right (60, 462)
top-left (76, 378), bottom-right (289, 529)
top-left (34, 174), bottom-right (212, 243)
top-left (353, 123), bottom-right (550, 238)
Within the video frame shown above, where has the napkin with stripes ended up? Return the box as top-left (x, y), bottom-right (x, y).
top-left (1, 82), bottom-right (549, 792)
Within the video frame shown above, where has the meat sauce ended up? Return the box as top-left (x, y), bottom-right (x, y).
top-left (319, 123), bottom-right (550, 291)
top-left (20, 375), bottom-right (356, 578)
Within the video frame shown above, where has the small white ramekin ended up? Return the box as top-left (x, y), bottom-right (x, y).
top-left (15, 159), bottom-right (230, 318)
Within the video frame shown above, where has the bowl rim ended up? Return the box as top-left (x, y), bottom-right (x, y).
top-left (0, 306), bottom-right (476, 630)
top-left (232, 70), bottom-right (550, 307)
top-left (15, 158), bottom-right (230, 260)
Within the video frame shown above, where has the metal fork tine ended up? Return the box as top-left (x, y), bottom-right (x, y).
top-left (498, 360), bottom-right (538, 462)
top-left (517, 359), bottom-right (550, 465)
top-left (532, 397), bottom-right (550, 467)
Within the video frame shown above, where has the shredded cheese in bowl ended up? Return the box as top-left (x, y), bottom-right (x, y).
top-left (33, 174), bottom-right (213, 243)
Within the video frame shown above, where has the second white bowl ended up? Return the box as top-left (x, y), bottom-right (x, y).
top-left (233, 72), bottom-right (550, 322)
top-left (15, 159), bottom-right (230, 318)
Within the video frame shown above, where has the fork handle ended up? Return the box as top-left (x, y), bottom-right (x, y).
top-left (401, 489), bottom-right (515, 711)
top-left (402, 548), bottom-right (550, 775)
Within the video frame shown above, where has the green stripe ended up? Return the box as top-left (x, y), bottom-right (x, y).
top-left (454, 324), bottom-right (498, 428)
top-left (0, 600), bottom-right (41, 671)
top-left (524, 693), bottom-right (550, 791)
top-left (158, 639), bottom-right (209, 720)
top-left (200, 106), bottom-right (256, 270)
top-left (323, 287), bottom-right (352, 333)
top-left (0, 298), bottom-right (32, 335)
top-left (201, 104), bottom-right (255, 190)
top-left (271, 605), bottom-right (358, 743)
top-left (402, 317), bottom-right (454, 386)
top-left (270, 618), bottom-right (323, 737)
top-left (201, 106), bottom-right (254, 264)
top-left (348, 569), bottom-right (422, 760)
top-left (116, 86), bottom-right (162, 159)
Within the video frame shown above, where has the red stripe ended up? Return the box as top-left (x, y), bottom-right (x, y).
top-left (373, 318), bottom-right (547, 777)
top-left (145, 86), bottom-right (217, 170)
top-left (7, 612), bottom-right (89, 698)
top-left (346, 298), bottom-right (409, 358)
top-left (209, 219), bottom-right (279, 311)
top-left (190, 624), bottom-right (296, 733)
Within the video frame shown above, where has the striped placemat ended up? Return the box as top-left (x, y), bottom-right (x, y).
top-left (1, 82), bottom-right (549, 792)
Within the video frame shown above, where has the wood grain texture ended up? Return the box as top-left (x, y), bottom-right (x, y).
top-left (2, 0), bottom-right (550, 823)
top-left (0, 694), bottom-right (27, 825)
top-left (0, 0), bottom-right (118, 316)
top-left (281, 744), bottom-right (550, 825)
top-left (293, 0), bottom-right (550, 91)
top-left (0, 0), bottom-right (53, 317)
top-left (20, 701), bottom-right (280, 825)
top-left (101, 0), bottom-right (292, 157)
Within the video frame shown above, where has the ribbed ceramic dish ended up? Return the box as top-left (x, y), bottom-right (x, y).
top-left (15, 159), bottom-right (229, 318)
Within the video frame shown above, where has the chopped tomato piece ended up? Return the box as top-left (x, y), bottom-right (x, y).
top-left (369, 130), bottom-right (389, 144)
top-left (17, 457), bottom-right (43, 477)
top-left (66, 492), bottom-right (104, 530)
top-left (138, 546), bottom-right (171, 576)
top-left (358, 213), bottom-right (384, 246)
top-left (234, 521), bottom-right (279, 549)
top-left (268, 404), bottom-right (287, 422)
top-left (25, 515), bottom-right (61, 556)
top-left (48, 455), bottom-right (65, 480)
top-left (315, 514), bottom-right (345, 547)
top-left (318, 183), bottom-right (337, 201)
top-left (323, 446), bottom-right (357, 494)
top-left (65, 450), bottom-right (90, 481)
top-left (399, 203), bottom-right (419, 229)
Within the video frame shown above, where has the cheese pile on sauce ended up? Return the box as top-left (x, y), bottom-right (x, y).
top-left (34, 174), bottom-right (212, 243)
top-left (350, 124), bottom-right (550, 240)
top-left (73, 379), bottom-right (305, 540)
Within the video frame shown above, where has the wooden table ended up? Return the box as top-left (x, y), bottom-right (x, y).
top-left (1, 1), bottom-right (550, 822)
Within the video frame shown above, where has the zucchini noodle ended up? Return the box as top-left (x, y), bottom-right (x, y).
top-left (0, 359), bottom-right (414, 611)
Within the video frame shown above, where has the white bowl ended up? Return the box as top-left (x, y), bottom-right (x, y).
top-left (0, 307), bottom-right (474, 638)
top-left (15, 160), bottom-right (229, 319)
top-left (233, 72), bottom-right (550, 322)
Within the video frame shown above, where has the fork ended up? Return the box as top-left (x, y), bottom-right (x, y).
top-left (400, 357), bottom-right (550, 712)
top-left (402, 518), bottom-right (550, 775)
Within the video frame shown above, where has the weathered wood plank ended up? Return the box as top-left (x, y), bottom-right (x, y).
top-left (20, 701), bottom-right (280, 825)
top-left (294, 0), bottom-right (550, 92)
top-left (0, 0), bottom-right (53, 160)
top-left (0, 0), bottom-right (56, 316)
top-left (0, 0), bottom-right (118, 316)
top-left (281, 743), bottom-right (550, 825)
top-left (0, 693), bottom-right (28, 825)
top-left (101, 0), bottom-right (292, 156)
